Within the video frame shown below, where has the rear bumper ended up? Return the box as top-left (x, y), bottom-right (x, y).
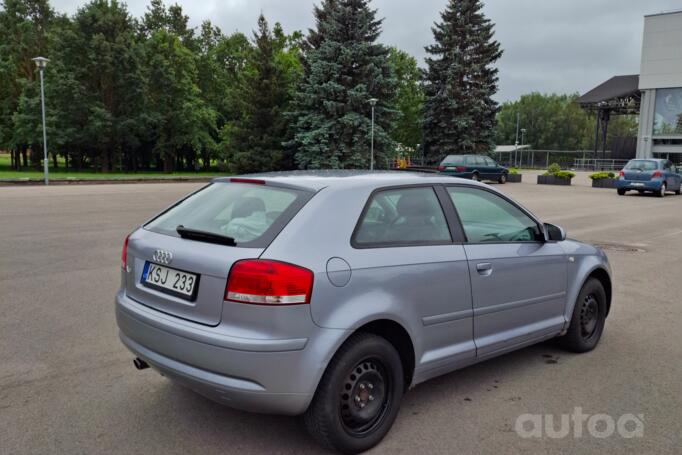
top-left (615, 179), bottom-right (662, 191)
top-left (116, 290), bottom-right (349, 415)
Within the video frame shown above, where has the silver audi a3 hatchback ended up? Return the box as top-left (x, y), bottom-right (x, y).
top-left (116, 171), bottom-right (612, 453)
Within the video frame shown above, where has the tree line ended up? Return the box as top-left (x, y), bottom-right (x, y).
top-left (1, 0), bottom-right (635, 174)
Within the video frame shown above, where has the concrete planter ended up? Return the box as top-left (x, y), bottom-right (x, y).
top-left (591, 178), bottom-right (617, 189)
top-left (537, 175), bottom-right (572, 186)
top-left (506, 173), bottom-right (522, 183)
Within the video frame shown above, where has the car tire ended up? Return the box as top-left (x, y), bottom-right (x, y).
top-left (657, 183), bottom-right (666, 198)
top-left (498, 173), bottom-right (507, 184)
top-left (303, 333), bottom-right (404, 454)
top-left (617, 189), bottom-right (626, 196)
top-left (675, 187), bottom-right (681, 195)
top-left (471, 172), bottom-right (480, 182)
top-left (559, 278), bottom-right (607, 353)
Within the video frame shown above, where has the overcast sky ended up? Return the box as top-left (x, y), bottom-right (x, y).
top-left (50, 0), bottom-right (682, 102)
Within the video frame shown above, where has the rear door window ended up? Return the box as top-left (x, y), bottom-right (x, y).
top-left (145, 182), bottom-right (309, 247)
top-left (353, 187), bottom-right (451, 247)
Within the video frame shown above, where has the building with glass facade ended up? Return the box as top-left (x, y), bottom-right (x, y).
top-left (636, 10), bottom-right (682, 162)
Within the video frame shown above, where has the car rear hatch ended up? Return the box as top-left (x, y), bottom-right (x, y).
top-left (623, 169), bottom-right (654, 181)
top-left (125, 230), bottom-right (263, 326)
top-left (623, 160), bottom-right (659, 181)
top-left (123, 179), bottom-right (313, 326)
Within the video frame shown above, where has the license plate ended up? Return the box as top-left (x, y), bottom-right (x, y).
top-left (632, 183), bottom-right (644, 187)
top-left (142, 262), bottom-right (199, 300)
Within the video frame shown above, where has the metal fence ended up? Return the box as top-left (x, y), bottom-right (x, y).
top-left (493, 150), bottom-right (630, 171)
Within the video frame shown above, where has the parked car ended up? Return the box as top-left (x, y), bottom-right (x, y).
top-left (438, 154), bottom-right (509, 183)
top-left (615, 158), bottom-right (682, 197)
top-left (116, 171), bottom-right (612, 454)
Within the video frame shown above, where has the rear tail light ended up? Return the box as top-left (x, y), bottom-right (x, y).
top-left (121, 234), bottom-right (130, 270)
top-left (437, 165), bottom-right (445, 171)
top-left (652, 170), bottom-right (662, 178)
top-left (225, 260), bottom-right (314, 305)
top-left (619, 170), bottom-right (624, 177)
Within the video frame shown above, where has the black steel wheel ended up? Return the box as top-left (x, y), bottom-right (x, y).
top-left (339, 358), bottom-right (391, 436)
top-left (304, 333), bottom-right (404, 454)
top-left (560, 278), bottom-right (607, 353)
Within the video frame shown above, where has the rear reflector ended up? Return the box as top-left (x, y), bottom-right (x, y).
top-left (619, 170), bottom-right (624, 177)
top-left (225, 260), bottom-right (314, 305)
top-left (121, 234), bottom-right (130, 270)
top-left (437, 165), bottom-right (445, 171)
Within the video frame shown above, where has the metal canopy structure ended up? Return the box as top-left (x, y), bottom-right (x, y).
top-left (577, 75), bottom-right (641, 159)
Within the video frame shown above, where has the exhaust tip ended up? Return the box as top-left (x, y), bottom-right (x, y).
top-left (133, 357), bottom-right (150, 370)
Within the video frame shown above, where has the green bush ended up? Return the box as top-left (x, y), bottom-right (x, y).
top-left (546, 163), bottom-right (561, 175)
top-left (554, 170), bottom-right (576, 179)
top-left (542, 163), bottom-right (574, 179)
top-left (589, 171), bottom-right (616, 180)
top-left (507, 167), bottom-right (519, 175)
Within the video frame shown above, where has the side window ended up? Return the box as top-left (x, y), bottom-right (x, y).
top-left (664, 161), bottom-right (672, 170)
top-left (353, 187), bottom-right (451, 247)
top-left (447, 187), bottom-right (542, 243)
top-left (484, 157), bottom-right (496, 166)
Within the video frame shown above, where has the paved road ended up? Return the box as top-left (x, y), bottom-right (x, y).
top-left (1, 181), bottom-right (681, 454)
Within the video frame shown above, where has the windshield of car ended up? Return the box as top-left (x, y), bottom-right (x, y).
top-left (145, 182), bottom-right (307, 247)
top-left (625, 160), bottom-right (658, 171)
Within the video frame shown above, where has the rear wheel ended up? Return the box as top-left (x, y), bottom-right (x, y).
top-left (560, 278), bottom-right (607, 353)
top-left (498, 173), bottom-right (507, 184)
top-left (617, 188), bottom-right (626, 196)
top-left (657, 183), bottom-right (666, 198)
top-left (304, 333), bottom-right (404, 454)
top-left (471, 172), bottom-right (481, 182)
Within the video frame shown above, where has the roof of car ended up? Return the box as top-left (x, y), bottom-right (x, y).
top-left (213, 170), bottom-right (480, 191)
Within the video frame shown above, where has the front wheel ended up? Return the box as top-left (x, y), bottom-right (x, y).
top-left (304, 333), bottom-right (404, 454)
top-left (498, 173), bottom-right (507, 184)
top-left (559, 278), bottom-right (607, 353)
top-left (657, 183), bottom-right (667, 198)
top-left (617, 188), bottom-right (626, 196)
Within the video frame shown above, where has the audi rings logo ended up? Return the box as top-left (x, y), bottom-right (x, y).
top-left (152, 249), bottom-right (173, 265)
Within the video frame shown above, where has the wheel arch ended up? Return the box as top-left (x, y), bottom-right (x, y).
top-left (353, 319), bottom-right (416, 391)
top-left (586, 267), bottom-right (612, 316)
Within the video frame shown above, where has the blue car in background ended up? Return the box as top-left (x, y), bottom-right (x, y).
top-left (616, 159), bottom-right (682, 197)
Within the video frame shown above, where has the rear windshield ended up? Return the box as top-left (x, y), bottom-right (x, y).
top-left (625, 160), bottom-right (658, 171)
top-left (441, 155), bottom-right (464, 165)
top-left (145, 182), bottom-right (310, 247)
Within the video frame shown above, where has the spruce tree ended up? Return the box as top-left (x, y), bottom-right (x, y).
top-left (422, 0), bottom-right (502, 164)
top-left (223, 14), bottom-right (296, 174)
top-left (290, 0), bottom-right (396, 169)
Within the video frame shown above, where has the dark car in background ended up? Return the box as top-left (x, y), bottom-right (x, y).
top-left (438, 154), bottom-right (509, 183)
top-left (615, 158), bottom-right (682, 197)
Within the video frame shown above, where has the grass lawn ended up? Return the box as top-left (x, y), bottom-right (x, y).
top-left (0, 154), bottom-right (224, 181)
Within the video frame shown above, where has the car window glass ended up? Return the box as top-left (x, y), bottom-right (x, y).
top-left (625, 160), bottom-right (658, 171)
top-left (145, 182), bottom-right (301, 245)
top-left (484, 157), bottom-right (495, 166)
top-left (354, 187), bottom-right (451, 246)
top-left (442, 156), bottom-right (463, 166)
top-left (448, 187), bottom-right (541, 243)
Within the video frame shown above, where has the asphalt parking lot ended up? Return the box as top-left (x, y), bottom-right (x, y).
top-left (1, 178), bottom-right (681, 454)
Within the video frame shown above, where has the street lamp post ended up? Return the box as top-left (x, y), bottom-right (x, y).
top-left (32, 56), bottom-right (49, 185)
top-left (368, 98), bottom-right (378, 171)
top-left (520, 128), bottom-right (527, 168)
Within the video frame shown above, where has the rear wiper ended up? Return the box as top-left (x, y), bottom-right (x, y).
top-left (176, 225), bottom-right (236, 246)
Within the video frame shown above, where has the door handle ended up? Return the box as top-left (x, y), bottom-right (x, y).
top-left (476, 262), bottom-right (493, 275)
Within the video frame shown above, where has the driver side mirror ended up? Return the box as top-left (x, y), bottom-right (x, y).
top-left (544, 223), bottom-right (566, 242)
